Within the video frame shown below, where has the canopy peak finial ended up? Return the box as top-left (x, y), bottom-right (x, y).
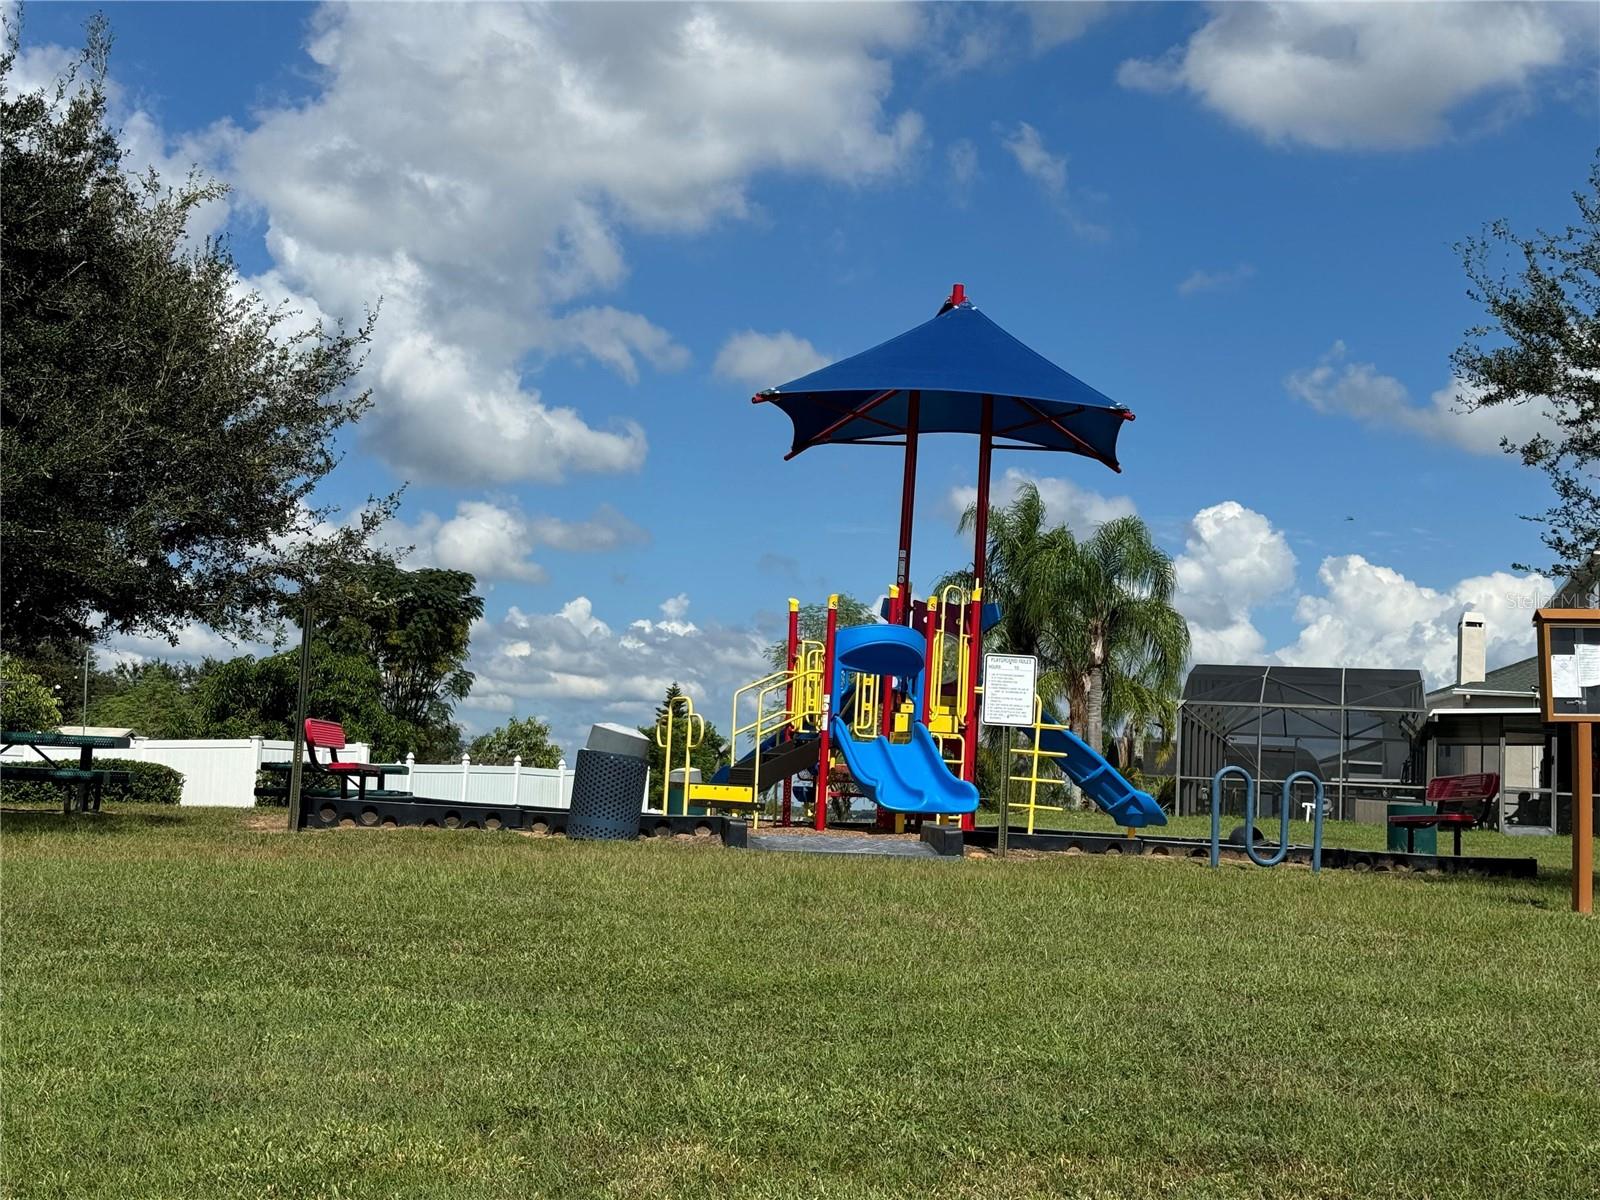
top-left (939, 282), bottom-right (967, 315)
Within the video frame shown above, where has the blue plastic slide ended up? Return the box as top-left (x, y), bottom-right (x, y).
top-left (1034, 710), bottom-right (1166, 827)
top-left (828, 624), bottom-right (978, 816)
top-left (831, 719), bottom-right (978, 815)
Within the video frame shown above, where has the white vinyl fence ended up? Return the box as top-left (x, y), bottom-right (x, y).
top-left (1, 737), bottom-right (367, 808)
top-left (403, 755), bottom-right (576, 810)
top-left (4, 739), bottom-right (662, 812)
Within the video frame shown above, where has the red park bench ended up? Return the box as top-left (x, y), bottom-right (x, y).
top-left (1388, 773), bottom-right (1500, 856)
top-left (255, 718), bottom-right (410, 803)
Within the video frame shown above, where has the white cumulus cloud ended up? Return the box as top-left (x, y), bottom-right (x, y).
top-left (462, 593), bottom-right (770, 754)
top-left (1177, 263), bottom-right (1256, 296)
top-left (1002, 121), bottom-right (1066, 197)
top-left (999, 121), bottom-right (1105, 238)
top-left (1118, 2), bottom-right (1577, 150)
top-left (384, 500), bottom-right (647, 585)
top-left (1277, 556), bottom-right (1553, 687)
top-left (225, 3), bottom-right (925, 484)
top-left (1168, 499), bottom-right (1554, 689)
top-left (1174, 501), bottom-right (1298, 663)
top-left (1023, 2), bottom-right (1113, 52)
top-left (1286, 342), bottom-right (1557, 456)
top-left (714, 331), bottom-right (832, 390)
top-left (948, 467), bottom-right (1137, 538)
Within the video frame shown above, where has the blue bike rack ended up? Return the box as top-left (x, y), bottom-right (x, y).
top-left (1209, 766), bottom-right (1325, 874)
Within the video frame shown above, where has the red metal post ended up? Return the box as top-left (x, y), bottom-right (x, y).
top-left (875, 584), bottom-right (899, 830)
top-left (921, 595), bottom-right (940, 721)
top-left (960, 396), bottom-right (994, 831)
top-left (813, 596), bottom-right (840, 831)
top-left (782, 597), bottom-right (799, 827)
top-left (893, 391), bottom-right (921, 626)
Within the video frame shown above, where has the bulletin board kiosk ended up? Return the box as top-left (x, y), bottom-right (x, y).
top-left (1533, 608), bottom-right (1600, 914)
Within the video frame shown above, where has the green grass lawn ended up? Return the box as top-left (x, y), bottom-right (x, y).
top-left (4, 805), bottom-right (1597, 1199)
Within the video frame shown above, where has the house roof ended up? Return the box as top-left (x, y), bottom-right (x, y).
top-left (1425, 654), bottom-right (1540, 709)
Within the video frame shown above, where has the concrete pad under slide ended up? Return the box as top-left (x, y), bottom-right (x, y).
top-left (747, 832), bottom-right (946, 859)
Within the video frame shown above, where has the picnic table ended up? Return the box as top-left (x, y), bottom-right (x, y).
top-left (1, 730), bottom-right (133, 814)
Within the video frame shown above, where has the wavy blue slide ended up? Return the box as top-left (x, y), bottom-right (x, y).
top-left (831, 719), bottom-right (978, 815)
top-left (829, 624), bottom-right (978, 815)
top-left (1034, 710), bottom-right (1166, 827)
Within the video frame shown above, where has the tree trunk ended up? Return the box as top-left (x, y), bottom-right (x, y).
top-left (1086, 665), bottom-right (1104, 758)
top-left (1085, 623), bottom-right (1106, 756)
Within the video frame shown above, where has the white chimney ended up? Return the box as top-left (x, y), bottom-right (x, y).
top-left (1456, 611), bottom-right (1486, 687)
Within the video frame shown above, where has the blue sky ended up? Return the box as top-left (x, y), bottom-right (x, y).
top-left (10, 2), bottom-right (1598, 751)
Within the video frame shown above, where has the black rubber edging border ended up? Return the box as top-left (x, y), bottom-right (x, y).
top-left (960, 826), bottom-right (1537, 878)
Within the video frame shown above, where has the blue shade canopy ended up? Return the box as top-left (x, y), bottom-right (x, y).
top-left (755, 298), bottom-right (1134, 471)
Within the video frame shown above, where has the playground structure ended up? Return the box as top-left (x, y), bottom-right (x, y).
top-left (650, 284), bottom-right (1168, 834)
top-left (652, 586), bottom-right (1170, 832)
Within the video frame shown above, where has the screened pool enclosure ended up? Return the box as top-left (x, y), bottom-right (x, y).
top-left (1175, 666), bottom-right (1425, 822)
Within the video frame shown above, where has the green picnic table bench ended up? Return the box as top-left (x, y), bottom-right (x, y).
top-left (2, 730), bottom-right (134, 814)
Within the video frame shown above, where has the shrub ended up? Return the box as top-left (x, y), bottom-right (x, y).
top-left (1, 655), bottom-right (63, 732)
top-left (2, 757), bottom-right (183, 807)
top-left (98, 758), bottom-right (183, 805)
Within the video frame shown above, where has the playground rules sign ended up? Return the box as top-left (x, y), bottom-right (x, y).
top-left (981, 654), bottom-right (1038, 727)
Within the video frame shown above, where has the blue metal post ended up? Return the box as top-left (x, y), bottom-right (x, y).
top-left (1212, 765), bottom-right (1325, 872)
top-left (1283, 770), bottom-right (1326, 874)
top-left (1209, 765), bottom-right (1252, 868)
top-left (1244, 771), bottom-right (1291, 868)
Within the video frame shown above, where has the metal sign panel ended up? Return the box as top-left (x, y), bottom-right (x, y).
top-left (981, 653), bottom-right (1038, 727)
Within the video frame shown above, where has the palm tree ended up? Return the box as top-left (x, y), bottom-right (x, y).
top-left (945, 484), bottom-right (1188, 760)
top-left (1055, 515), bottom-right (1189, 756)
top-left (944, 483), bottom-right (1080, 717)
top-left (1104, 643), bottom-right (1180, 780)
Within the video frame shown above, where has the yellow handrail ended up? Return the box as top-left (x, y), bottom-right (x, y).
top-left (795, 642), bottom-right (824, 726)
top-left (653, 693), bottom-right (704, 815)
top-left (851, 672), bottom-right (882, 739)
top-left (727, 640), bottom-right (826, 817)
top-left (905, 586), bottom-right (972, 784)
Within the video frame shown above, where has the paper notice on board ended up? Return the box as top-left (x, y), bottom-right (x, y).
top-left (1577, 643), bottom-right (1600, 688)
top-left (1551, 654), bottom-right (1582, 698)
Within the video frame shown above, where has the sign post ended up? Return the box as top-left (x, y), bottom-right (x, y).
top-left (982, 653), bottom-right (1038, 859)
top-left (1533, 608), bottom-right (1600, 915)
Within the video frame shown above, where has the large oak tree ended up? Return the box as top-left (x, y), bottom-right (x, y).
top-left (2, 19), bottom-right (389, 654)
top-left (1454, 154), bottom-right (1600, 577)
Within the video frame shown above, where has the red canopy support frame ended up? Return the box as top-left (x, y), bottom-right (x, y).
top-left (782, 597), bottom-right (799, 828)
top-left (814, 597), bottom-right (840, 831)
top-left (892, 390), bottom-right (921, 625)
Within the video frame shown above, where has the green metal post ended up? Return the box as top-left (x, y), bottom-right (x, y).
top-left (998, 725), bottom-right (1010, 858)
top-left (287, 600), bottom-right (312, 832)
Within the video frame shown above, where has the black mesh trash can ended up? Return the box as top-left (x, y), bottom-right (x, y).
top-left (568, 748), bottom-right (649, 841)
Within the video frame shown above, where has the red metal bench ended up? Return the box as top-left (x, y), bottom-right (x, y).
top-left (1389, 772), bottom-right (1500, 856)
top-left (256, 719), bottom-right (410, 803)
